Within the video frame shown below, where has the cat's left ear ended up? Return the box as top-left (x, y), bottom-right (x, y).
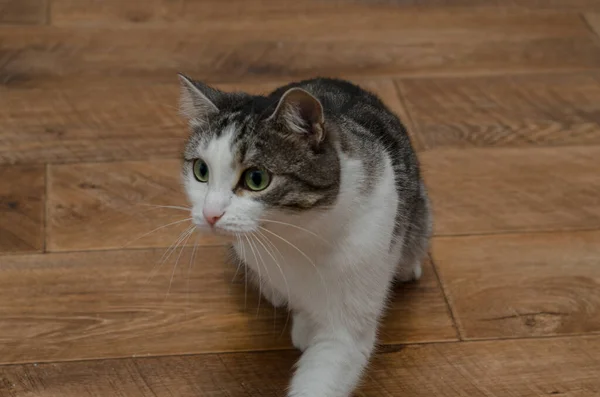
top-left (268, 88), bottom-right (325, 144)
top-left (178, 73), bottom-right (221, 123)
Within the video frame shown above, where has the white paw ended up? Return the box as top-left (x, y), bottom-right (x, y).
top-left (396, 261), bottom-right (422, 283)
top-left (413, 263), bottom-right (423, 280)
top-left (291, 312), bottom-right (312, 352)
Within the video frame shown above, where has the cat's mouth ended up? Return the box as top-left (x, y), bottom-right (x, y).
top-left (206, 223), bottom-right (258, 237)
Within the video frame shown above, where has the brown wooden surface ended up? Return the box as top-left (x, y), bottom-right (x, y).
top-left (48, 0), bottom-right (600, 29)
top-left (397, 72), bottom-right (600, 150)
top-left (2, 11), bottom-right (600, 89)
top-left (0, 80), bottom-right (410, 164)
top-left (0, 84), bottom-right (186, 164)
top-left (385, 0), bottom-right (600, 10)
top-left (46, 159), bottom-right (222, 252)
top-left (422, 146), bottom-right (600, 236)
top-left (433, 230), bottom-right (600, 339)
top-left (0, 0), bottom-right (47, 24)
top-left (2, 0), bottom-right (600, 395)
top-left (585, 13), bottom-right (600, 38)
top-left (2, 336), bottom-right (599, 397)
top-left (0, 249), bottom-right (455, 364)
top-left (0, 165), bottom-right (45, 253)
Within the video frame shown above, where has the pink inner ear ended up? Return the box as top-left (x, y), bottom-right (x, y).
top-left (287, 90), bottom-right (323, 125)
top-left (273, 88), bottom-right (325, 141)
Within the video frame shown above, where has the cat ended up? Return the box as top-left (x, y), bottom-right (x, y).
top-left (178, 74), bottom-right (432, 397)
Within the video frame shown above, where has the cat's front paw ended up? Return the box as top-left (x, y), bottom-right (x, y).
top-left (395, 261), bottom-right (422, 283)
top-left (291, 312), bottom-right (312, 352)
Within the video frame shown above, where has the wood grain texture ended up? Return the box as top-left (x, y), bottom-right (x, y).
top-left (47, 160), bottom-right (227, 252)
top-left (50, 0), bottom-right (358, 27)
top-left (49, 0), bottom-right (600, 28)
top-left (422, 146), bottom-right (600, 236)
top-left (2, 2), bottom-right (600, 393)
top-left (0, 84), bottom-right (186, 164)
top-left (585, 13), bottom-right (600, 38)
top-left (377, 0), bottom-right (600, 10)
top-left (2, 11), bottom-right (600, 87)
top-left (0, 0), bottom-right (46, 25)
top-left (0, 247), bottom-right (290, 364)
top-left (0, 165), bottom-right (44, 253)
top-left (0, 248), bottom-right (455, 364)
top-left (433, 230), bottom-right (600, 339)
top-left (397, 72), bottom-right (600, 150)
top-left (2, 336), bottom-right (599, 396)
top-left (0, 80), bottom-right (407, 164)
top-left (380, 257), bottom-right (458, 344)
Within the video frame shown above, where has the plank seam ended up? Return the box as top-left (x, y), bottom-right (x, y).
top-left (393, 79), bottom-right (426, 151)
top-left (1, 333), bottom-right (598, 368)
top-left (43, 163), bottom-right (49, 253)
top-left (581, 13), bottom-right (600, 41)
top-left (428, 252), bottom-right (463, 341)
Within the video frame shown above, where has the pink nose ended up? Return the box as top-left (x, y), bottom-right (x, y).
top-left (203, 210), bottom-right (224, 226)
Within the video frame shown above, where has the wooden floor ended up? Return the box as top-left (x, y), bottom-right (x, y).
top-left (2, 0), bottom-right (600, 396)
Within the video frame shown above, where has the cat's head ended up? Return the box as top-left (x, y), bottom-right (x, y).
top-left (178, 75), bottom-right (340, 235)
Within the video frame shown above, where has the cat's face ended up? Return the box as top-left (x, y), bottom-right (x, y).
top-left (179, 76), bottom-right (340, 235)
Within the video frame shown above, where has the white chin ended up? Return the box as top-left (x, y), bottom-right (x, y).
top-left (213, 226), bottom-right (254, 237)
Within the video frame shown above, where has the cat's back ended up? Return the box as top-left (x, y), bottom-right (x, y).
top-left (269, 78), bottom-right (411, 146)
top-left (269, 77), bottom-right (388, 117)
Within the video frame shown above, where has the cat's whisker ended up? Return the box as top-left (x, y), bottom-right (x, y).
top-left (258, 218), bottom-right (331, 245)
top-left (145, 224), bottom-right (195, 284)
top-left (254, 229), bottom-right (292, 335)
top-left (243, 234), bottom-right (263, 316)
top-left (165, 226), bottom-right (196, 300)
top-left (231, 234), bottom-right (245, 284)
top-left (138, 204), bottom-right (191, 212)
top-left (248, 234), bottom-right (275, 320)
top-left (124, 217), bottom-right (192, 248)
top-left (156, 224), bottom-right (194, 267)
top-left (258, 226), bottom-right (331, 310)
top-left (238, 233), bottom-right (249, 310)
top-left (186, 233), bottom-right (201, 316)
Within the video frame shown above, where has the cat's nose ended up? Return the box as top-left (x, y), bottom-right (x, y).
top-left (203, 209), bottom-right (224, 226)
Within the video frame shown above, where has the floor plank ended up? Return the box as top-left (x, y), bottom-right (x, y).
top-left (0, 0), bottom-right (46, 25)
top-left (397, 72), bottom-right (600, 150)
top-left (1, 336), bottom-right (599, 396)
top-left (0, 83), bottom-right (186, 164)
top-left (421, 146), bottom-right (600, 236)
top-left (46, 143), bottom-right (600, 252)
top-left (0, 247), bottom-right (455, 364)
top-left (46, 160), bottom-right (226, 252)
top-left (0, 247), bottom-right (289, 365)
top-left (49, 0), bottom-right (600, 28)
top-left (433, 230), bottom-right (600, 340)
top-left (0, 80), bottom-right (409, 164)
top-left (0, 165), bottom-right (45, 253)
top-left (585, 13), bottom-right (600, 38)
top-left (2, 11), bottom-right (600, 87)
top-left (386, 0), bottom-right (600, 11)
top-left (384, 257), bottom-right (458, 344)
top-left (50, 0), bottom-right (361, 27)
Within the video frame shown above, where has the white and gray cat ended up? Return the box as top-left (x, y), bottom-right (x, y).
top-left (179, 75), bottom-right (432, 397)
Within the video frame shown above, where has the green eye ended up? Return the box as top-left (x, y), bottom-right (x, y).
top-left (243, 168), bottom-right (271, 191)
top-left (193, 159), bottom-right (209, 182)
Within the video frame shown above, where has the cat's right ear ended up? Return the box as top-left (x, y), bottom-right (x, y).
top-left (178, 74), bottom-right (220, 122)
